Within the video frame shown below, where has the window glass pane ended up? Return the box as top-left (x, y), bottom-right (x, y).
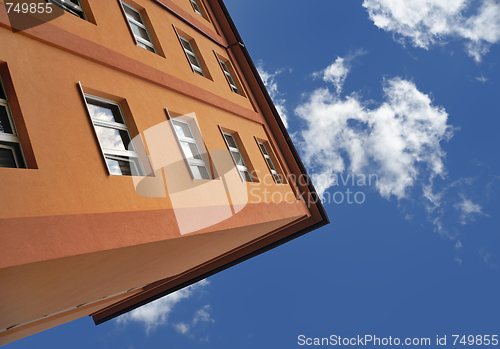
top-left (231, 151), bottom-right (245, 166)
top-left (220, 61), bottom-right (239, 92)
top-left (0, 106), bottom-right (13, 134)
top-left (181, 141), bottom-right (202, 160)
top-left (199, 166), bottom-right (210, 179)
top-left (191, 165), bottom-right (210, 179)
top-left (0, 147), bottom-right (16, 168)
top-left (123, 4), bottom-right (142, 23)
top-left (221, 63), bottom-right (236, 84)
top-left (64, 0), bottom-right (83, 9)
top-left (265, 157), bottom-right (276, 171)
top-left (0, 86), bottom-right (5, 100)
top-left (106, 157), bottom-right (136, 176)
top-left (137, 41), bottom-right (155, 52)
top-left (130, 23), bottom-right (150, 41)
top-left (259, 143), bottom-right (269, 156)
top-left (53, 0), bottom-right (85, 18)
top-left (94, 125), bottom-right (131, 151)
top-left (240, 170), bottom-right (252, 182)
top-left (173, 121), bottom-right (193, 139)
top-left (194, 69), bottom-right (204, 76)
top-left (273, 174), bottom-right (282, 184)
top-left (224, 134), bottom-right (237, 148)
top-left (220, 61), bottom-right (229, 73)
top-left (172, 118), bottom-right (210, 180)
top-left (190, 0), bottom-right (201, 13)
top-left (187, 54), bottom-right (201, 68)
top-left (226, 74), bottom-right (236, 86)
top-left (87, 100), bottom-right (125, 124)
top-left (180, 39), bottom-right (192, 51)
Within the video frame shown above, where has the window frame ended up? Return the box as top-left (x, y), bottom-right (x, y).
top-left (256, 138), bottom-right (283, 184)
top-left (120, 2), bottom-right (157, 53)
top-left (218, 58), bottom-right (239, 94)
top-left (83, 93), bottom-right (145, 176)
top-left (168, 114), bottom-right (212, 180)
top-left (0, 143), bottom-right (22, 168)
top-left (49, 0), bottom-right (87, 19)
top-left (221, 131), bottom-right (252, 182)
top-left (178, 35), bottom-right (205, 77)
top-left (189, 0), bottom-right (203, 16)
top-left (0, 79), bottom-right (26, 169)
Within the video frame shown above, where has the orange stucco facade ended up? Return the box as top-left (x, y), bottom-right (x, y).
top-left (0, 0), bottom-right (328, 345)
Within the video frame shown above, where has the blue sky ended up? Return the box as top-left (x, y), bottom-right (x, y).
top-left (6, 0), bottom-right (500, 348)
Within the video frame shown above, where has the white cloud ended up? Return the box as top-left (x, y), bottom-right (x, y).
top-left (422, 182), bottom-right (444, 212)
top-left (296, 76), bottom-right (453, 200)
top-left (478, 249), bottom-right (499, 269)
top-left (172, 305), bottom-right (214, 337)
top-left (292, 52), bottom-right (493, 262)
top-left (313, 50), bottom-right (367, 95)
top-left (173, 322), bottom-right (190, 334)
top-left (417, 175), bottom-right (493, 241)
top-left (362, 0), bottom-right (500, 61)
top-left (116, 279), bottom-right (210, 334)
top-left (257, 63), bottom-right (290, 128)
top-left (193, 305), bottom-right (214, 325)
top-left (454, 193), bottom-right (488, 224)
top-left (315, 57), bottom-right (349, 95)
top-left (476, 75), bottom-right (488, 83)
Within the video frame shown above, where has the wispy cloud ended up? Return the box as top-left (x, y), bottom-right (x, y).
top-left (257, 63), bottom-right (290, 128)
top-left (116, 279), bottom-right (211, 334)
top-left (421, 176), bottom-right (492, 239)
top-left (173, 322), bottom-right (190, 335)
top-left (479, 249), bottom-right (499, 269)
top-left (454, 193), bottom-right (488, 224)
top-left (476, 75), bottom-right (488, 83)
top-left (362, 0), bottom-right (500, 62)
top-left (313, 49), bottom-right (367, 95)
top-left (192, 305), bottom-right (214, 325)
top-left (172, 304), bottom-right (215, 337)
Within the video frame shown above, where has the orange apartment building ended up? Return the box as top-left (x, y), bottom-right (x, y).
top-left (0, 0), bottom-right (328, 345)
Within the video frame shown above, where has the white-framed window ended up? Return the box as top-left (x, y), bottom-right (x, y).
top-left (222, 132), bottom-right (252, 182)
top-left (178, 36), bottom-right (205, 76)
top-left (0, 79), bottom-right (26, 169)
top-left (49, 0), bottom-right (86, 19)
top-left (189, 0), bottom-right (203, 16)
top-left (84, 95), bottom-right (145, 176)
top-left (171, 118), bottom-right (211, 180)
top-left (218, 59), bottom-right (239, 94)
top-left (257, 140), bottom-right (282, 184)
top-left (120, 2), bottom-right (156, 53)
